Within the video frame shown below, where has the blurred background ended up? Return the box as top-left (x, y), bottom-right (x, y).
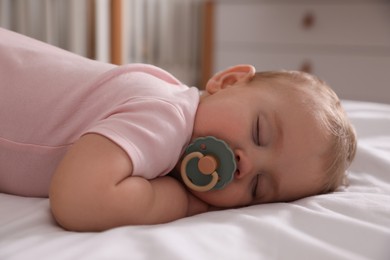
top-left (1, 0), bottom-right (389, 103)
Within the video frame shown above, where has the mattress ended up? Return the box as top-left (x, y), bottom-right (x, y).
top-left (1, 100), bottom-right (390, 260)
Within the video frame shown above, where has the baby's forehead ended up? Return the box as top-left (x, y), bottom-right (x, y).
top-left (258, 82), bottom-right (319, 113)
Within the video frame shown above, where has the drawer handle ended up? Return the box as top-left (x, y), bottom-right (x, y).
top-left (302, 12), bottom-right (315, 30)
top-left (300, 60), bottom-right (313, 74)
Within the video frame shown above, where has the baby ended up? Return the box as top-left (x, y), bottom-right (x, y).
top-left (0, 28), bottom-right (356, 231)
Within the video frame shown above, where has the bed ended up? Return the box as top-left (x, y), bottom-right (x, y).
top-left (0, 100), bottom-right (389, 260)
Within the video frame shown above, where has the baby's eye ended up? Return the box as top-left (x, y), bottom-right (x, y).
top-left (252, 174), bottom-right (259, 198)
top-left (253, 116), bottom-right (261, 146)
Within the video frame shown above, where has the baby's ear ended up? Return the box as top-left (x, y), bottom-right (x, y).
top-left (205, 65), bottom-right (256, 94)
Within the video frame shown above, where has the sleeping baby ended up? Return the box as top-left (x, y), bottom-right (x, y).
top-left (0, 28), bottom-right (357, 231)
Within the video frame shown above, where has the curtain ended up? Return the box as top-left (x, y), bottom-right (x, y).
top-left (0, 0), bottom-right (209, 86)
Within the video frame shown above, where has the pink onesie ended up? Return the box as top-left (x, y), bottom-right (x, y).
top-left (0, 28), bottom-right (199, 197)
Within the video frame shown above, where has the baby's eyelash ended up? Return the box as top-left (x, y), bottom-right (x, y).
top-left (256, 117), bottom-right (260, 145)
top-left (253, 117), bottom-right (260, 145)
top-left (252, 174), bottom-right (259, 198)
top-left (254, 116), bottom-right (263, 146)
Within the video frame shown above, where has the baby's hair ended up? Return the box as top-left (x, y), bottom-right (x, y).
top-left (251, 71), bottom-right (357, 193)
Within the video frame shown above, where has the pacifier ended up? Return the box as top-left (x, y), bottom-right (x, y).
top-left (180, 136), bottom-right (237, 192)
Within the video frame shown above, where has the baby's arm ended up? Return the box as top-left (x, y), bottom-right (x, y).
top-left (49, 134), bottom-right (209, 231)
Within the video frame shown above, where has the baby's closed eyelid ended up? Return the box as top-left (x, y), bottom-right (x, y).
top-left (251, 174), bottom-right (259, 198)
top-left (253, 116), bottom-right (260, 145)
top-left (264, 173), bottom-right (280, 203)
top-left (258, 114), bottom-right (270, 146)
top-left (253, 114), bottom-right (265, 146)
top-left (255, 173), bottom-right (278, 204)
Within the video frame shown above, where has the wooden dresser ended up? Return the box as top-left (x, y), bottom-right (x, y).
top-left (209, 0), bottom-right (390, 103)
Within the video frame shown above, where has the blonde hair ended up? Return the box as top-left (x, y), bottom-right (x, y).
top-left (251, 71), bottom-right (357, 193)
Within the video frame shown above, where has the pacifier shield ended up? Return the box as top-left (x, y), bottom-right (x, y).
top-left (181, 136), bottom-right (236, 191)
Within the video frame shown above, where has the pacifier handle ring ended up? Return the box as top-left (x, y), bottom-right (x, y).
top-left (180, 151), bottom-right (219, 192)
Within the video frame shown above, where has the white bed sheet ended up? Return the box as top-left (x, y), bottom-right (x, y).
top-left (1, 100), bottom-right (390, 260)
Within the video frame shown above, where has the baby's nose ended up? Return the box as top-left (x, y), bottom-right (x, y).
top-left (234, 149), bottom-right (254, 179)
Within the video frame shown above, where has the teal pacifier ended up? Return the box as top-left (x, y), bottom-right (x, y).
top-left (180, 136), bottom-right (236, 192)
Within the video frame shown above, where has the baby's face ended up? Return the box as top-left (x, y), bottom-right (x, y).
top-left (187, 79), bottom-right (329, 208)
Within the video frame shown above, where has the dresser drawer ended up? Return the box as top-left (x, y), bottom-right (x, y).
top-left (214, 48), bottom-right (390, 103)
top-left (215, 2), bottom-right (390, 48)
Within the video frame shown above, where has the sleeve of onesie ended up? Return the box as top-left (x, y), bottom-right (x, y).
top-left (84, 66), bottom-right (199, 179)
